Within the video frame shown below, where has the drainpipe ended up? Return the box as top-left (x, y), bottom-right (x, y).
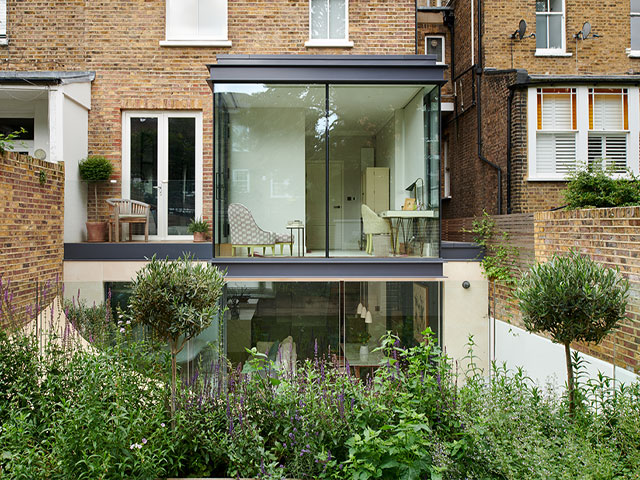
top-left (506, 88), bottom-right (514, 214)
top-left (476, 0), bottom-right (502, 214)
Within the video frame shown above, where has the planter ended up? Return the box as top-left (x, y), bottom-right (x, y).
top-left (359, 344), bottom-right (369, 361)
top-left (193, 231), bottom-right (208, 242)
top-left (86, 221), bottom-right (107, 242)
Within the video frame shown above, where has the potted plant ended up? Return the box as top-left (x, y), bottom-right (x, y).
top-left (188, 217), bottom-right (209, 242)
top-left (79, 155), bottom-right (114, 242)
top-left (358, 330), bottom-right (371, 360)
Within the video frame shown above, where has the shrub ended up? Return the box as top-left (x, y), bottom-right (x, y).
top-left (564, 163), bottom-right (640, 209)
top-left (78, 155), bottom-right (114, 220)
top-left (514, 250), bottom-right (629, 414)
top-left (187, 217), bottom-right (210, 234)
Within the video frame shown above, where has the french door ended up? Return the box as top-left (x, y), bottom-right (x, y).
top-left (122, 111), bottom-right (203, 240)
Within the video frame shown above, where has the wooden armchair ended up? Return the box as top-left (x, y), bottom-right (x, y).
top-left (106, 198), bottom-right (150, 242)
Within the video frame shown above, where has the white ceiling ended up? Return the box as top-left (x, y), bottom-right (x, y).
top-left (219, 84), bottom-right (425, 136)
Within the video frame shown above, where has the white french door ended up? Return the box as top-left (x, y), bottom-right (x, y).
top-left (122, 111), bottom-right (203, 240)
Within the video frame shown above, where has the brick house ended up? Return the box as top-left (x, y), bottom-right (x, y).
top-left (0, 1), bottom-right (489, 374)
top-left (441, 0), bottom-right (640, 219)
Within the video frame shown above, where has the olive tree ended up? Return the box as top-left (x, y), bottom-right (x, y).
top-left (127, 255), bottom-right (225, 420)
top-left (514, 250), bottom-right (629, 415)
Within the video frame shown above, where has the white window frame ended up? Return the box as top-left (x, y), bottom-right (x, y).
top-left (305, 0), bottom-right (353, 48)
top-left (160, 0), bottom-right (231, 47)
top-left (535, 0), bottom-right (570, 57)
top-left (121, 110), bottom-right (203, 240)
top-left (528, 86), bottom-right (640, 181)
top-left (629, 2), bottom-right (640, 57)
top-left (425, 35), bottom-right (445, 65)
top-left (0, 0), bottom-right (7, 45)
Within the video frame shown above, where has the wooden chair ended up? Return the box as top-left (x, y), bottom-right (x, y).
top-left (106, 198), bottom-right (150, 242)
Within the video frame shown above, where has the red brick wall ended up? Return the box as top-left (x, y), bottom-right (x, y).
top-left (2, 0), bottom-right (417, 227)
top-left (535, 207), bottom-right (640, 373)
top-left (0, 152), bottom-right (64, 327)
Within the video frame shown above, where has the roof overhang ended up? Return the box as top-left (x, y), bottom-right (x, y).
top-left (510, 73), bottom-right (640, 88)
top-left (207, 55), bottom-right (447, 86)
top-left (0, 71), bottom-right (95, 86)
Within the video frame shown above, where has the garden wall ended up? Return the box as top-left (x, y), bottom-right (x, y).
top-left (0, 151), bottom-right (65, 327)
top-left (443, 208), bottom-right (640, 375)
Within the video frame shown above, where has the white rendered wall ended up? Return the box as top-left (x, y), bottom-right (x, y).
top-left (495, 320), bottom-right (638, 388)
top-left (61, 83), bottom-right (91, 243)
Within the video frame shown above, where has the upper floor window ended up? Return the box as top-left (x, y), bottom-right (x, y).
top-left (162, 0), bottom-right (230, 46)
top-left (425, 36), bottom-right (445, 64)
top-left (0, 0), bottom-right (7, 45)
top-left (307, 0), bottom-right (352, 47)
top-left (535, 0), bottom-right (565, 54)
top-left (631, 0), bottom-right (640, 54)
top-left (588, 88), bottom-right (629, 173)
top-left (528, 86), bottom-right (640, 180)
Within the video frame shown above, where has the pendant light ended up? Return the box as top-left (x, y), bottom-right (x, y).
top-left (365, 310), bottom-right (373, 324)
top-left (361, 306), bottom-right (367, 319)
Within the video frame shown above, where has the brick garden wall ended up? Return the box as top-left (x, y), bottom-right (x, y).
top-left (0, 152), bottom-right (64, 327)
top-left (444, 208), bottom-right (640, 374)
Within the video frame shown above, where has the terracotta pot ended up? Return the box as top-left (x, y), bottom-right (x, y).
top-left (86, 221), bottom-right (107, 242)
top-left (193, 231), bottom-right (208, 243)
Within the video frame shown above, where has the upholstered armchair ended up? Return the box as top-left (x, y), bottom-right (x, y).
top-left (361, 203), bottom-right (391, 255)
top-left (228, 203), bottom-right (277, 256)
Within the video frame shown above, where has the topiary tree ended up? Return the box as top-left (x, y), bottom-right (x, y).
top-left (514, 250), bottom-right (629, 415)
top-left (126, 255), bottom-right (225, 422)
top-left (78, 155), bottom-right (114, 220)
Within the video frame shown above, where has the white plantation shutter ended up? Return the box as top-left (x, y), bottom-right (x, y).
top-left (593, 95), bottom-right (623, 131)
top-left (588, 134), bottom-right (628, 173)
top-left (537, 133), bottom-right (576, 175)
top-left (166, 0), bottom-right (227, 40)
top-left (541, 94), bottom-right (572, 130)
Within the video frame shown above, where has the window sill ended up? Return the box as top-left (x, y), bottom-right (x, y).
top-left (159, 39), bottom-right (232, 47)
top-left (527, 176), bottom-right (568, 182)
top-left (305, 39), bottom-right (354, 48)
top-left (534, 50), bottom-right (572, 57)
top-left (627, 49), bottom-right (640, 58)
top-left (0, 37), bottom-right (7, 46)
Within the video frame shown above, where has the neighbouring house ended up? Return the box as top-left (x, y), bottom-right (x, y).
top-left (0, 1), bottom-right (489, 376)
top-left (439, 0), bottom-right (640, 379)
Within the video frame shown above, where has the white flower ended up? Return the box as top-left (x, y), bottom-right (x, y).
top-left (120, 327), bottom-right (125, 333)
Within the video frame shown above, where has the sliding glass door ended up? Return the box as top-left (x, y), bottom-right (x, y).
top-left (123, 111), bottom-right (203, 240)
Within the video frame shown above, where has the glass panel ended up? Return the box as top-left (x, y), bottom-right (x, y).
top-left (310, 0), bottom-right (328, 39)
top-left (548, 14), bottom-right (563, 49)
top-left (535, 0), bottom-right (547, 12)
top-left (536, 15), bottom-right (548, 49)
top-left (224, 281), bottom-right (441, 373)
top-left (328, 0), bottom-right (346, 39)
top-left (329, 85), bottom-right (439, 258)
top-left (214, 84), bottom-right (326, 258)
top-left (130, 117), bottom-right (158, 236)
top-left (632, 17), bottom-right (640, 50)
top-left (426, 37), bottom-right (443, 62)
top-left (225, 282), bottom-right (340, 365)
top-left (549, 0), bottom-right (563, 12)
top-left (633, 0), bottom-right (640, 13)
top-left (167, 117), bottom-right (196, 236)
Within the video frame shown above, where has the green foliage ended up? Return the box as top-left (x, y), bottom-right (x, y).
top-left (0, 128), bottom-right (27, 154)
top-left (357, 330), bottom-right (371, 345)
top-left (465, 211), bottom-right (519, 284)
top-left (515, 250), bottom-right (629, 346)
top-left (564, 163), bottom-right (640, 209)
top-left (187, 217), bottom-right (210, 234)
top-left (64, 296), bottom-right (116, 347)
top-left (78, 155), bottom-right (114, 184)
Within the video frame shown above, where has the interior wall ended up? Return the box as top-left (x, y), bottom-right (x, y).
top-left (229, 107), bottom-right (306, 251)
top-left (402, 91), bottom-right (426, 205)
top-left (376, 116), bottom-right (397, 208)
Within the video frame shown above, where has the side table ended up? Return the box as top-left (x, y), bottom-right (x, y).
top-left (286, 223), bottom-right (305, 257)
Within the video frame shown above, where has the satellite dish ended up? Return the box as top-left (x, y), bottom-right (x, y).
top-left (518, 19), bottom-right (527, 40)
top-left (581, 21), bottom-right (592, 39)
